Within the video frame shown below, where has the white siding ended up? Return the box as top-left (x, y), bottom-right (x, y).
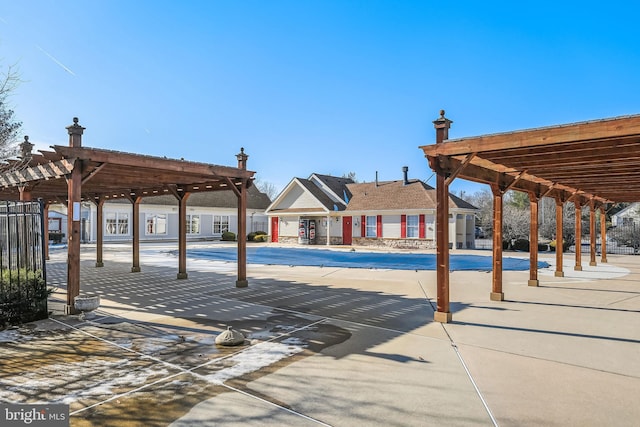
top-left (278, 186), bottom-right (324, 210)
top-left (426, 214), bottom-right (435, 240)
top-left (279, 218), bottom-right (299, 237)
top-left (383, 215), bottom-right (401, 238)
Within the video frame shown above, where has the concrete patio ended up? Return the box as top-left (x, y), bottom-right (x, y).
top-left (1, 243), bottom-right (638, 426)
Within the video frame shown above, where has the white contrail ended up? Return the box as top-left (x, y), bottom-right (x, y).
top-left (36, 45), bottom-right (76, 76)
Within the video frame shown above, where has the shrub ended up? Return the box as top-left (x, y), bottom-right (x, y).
top-left (253, 234), bottom-right (268, 242)
top-left (0, 269), bottom-right (49, 328)
top-left (248, 231), bottom-right (267, 241)
top-left (538, 243), bottom-right (550, 252)
top-left (221, 231), bottom-right (236, 241)
top-left (513, 239), bottom-right (530, 252)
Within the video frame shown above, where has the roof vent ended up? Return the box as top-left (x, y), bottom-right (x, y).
top-left (402, 166), bottom-right (409, 185)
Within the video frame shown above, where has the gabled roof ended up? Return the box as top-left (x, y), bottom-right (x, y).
top-left (297, 178), bottom-right (347, 211)
top-left (345, 179), bottom-right (477, 211)
top-left (611, 203), bottom-right (640, 219)
top-left (309, 173), bottom-right (354, 203)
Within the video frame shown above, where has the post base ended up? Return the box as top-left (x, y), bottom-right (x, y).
top-left (64, 304), bottom-right (80, 315)
top-left (95, 261), bottom-right (104, 267)
top-left (554, 271), bottom-right (564, 277)
top-left (528, 279), bottom-right (539, 287)
top-left (434, 311), bottom-right (452, 323)
top-left (574, 265), bottom-right (583, 271)
top-left (177, 272), bottom-right (188, 280)
top-left (236, 279), bottom-right (249, 288)
top-left (490, 292), bottom-right (504, 301)
top-left (589, 261), bottom-right (597, 266)
top-left (131, 266), bottom-right (141, 273)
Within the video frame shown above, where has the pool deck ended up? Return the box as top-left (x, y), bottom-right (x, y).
top-left (1, 242), bottom-right (639, 426)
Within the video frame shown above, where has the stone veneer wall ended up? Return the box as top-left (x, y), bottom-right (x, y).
top-left (276, 235), bottom-right (437, 249)
top-left (351, 237), bottom-right (437, 250)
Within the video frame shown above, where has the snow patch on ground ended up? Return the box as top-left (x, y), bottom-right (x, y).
top-left (205, 341), bottom-right (305, 385)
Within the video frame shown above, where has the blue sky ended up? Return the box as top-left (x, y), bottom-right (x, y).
top-left (2, 1), bottom-right (639, 197)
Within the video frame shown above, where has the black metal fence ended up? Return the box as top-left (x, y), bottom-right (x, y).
top-left (0, 201), bottom-right (48, 326)
top-left (474, 222), bottom-right (640, 255)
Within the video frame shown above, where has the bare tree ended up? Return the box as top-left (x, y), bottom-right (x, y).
top-left (0, 64), bottom-right (22, 159)
top-left (253, 178), bottom-right (279, 200)
top-left (467, 188), bottom-right (493, 232)
top-left (342, 171), bottom-right (358, 182)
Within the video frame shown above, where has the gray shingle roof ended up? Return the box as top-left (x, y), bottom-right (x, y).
top-left (107, 186), bottom-right (271, 209)
top-left (311, 173), bottom-right (354, 203)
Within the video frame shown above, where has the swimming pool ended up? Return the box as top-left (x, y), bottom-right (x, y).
top-left (184, 246), bottom-right (549, 271)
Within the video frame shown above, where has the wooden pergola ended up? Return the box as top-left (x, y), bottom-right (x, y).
top-left (0, 118), bottom-right (255, 314)
top-left (421, 111), bottom-right (640, 323)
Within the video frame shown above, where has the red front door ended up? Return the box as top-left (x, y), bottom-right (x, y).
top-left (342, 216), bottom-right (352, 245)
top-left (271, 217), bottom-right (279, 242)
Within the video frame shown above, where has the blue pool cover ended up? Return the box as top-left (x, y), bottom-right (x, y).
top-left (184, 247), bottom-right (549, 271)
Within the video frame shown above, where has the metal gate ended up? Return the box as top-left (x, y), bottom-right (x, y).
top-left (0, 200), bottom-right (48, 325)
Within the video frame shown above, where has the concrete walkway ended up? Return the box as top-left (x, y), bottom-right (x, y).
top-left (1, 244), bottom-right (638, 426)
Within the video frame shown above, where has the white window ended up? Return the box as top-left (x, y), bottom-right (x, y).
top-left (187, 214), bottom-right (200, 234)
top-left (366, 215), bottom-right (377, 238)
top-left (407, 215), bottom-right (419, 238)
top-left (146, 213), bottom-right (167, 235)
top-left (213, 215), bottom-right (229, 234)
top-left (105, 212), bottom-right (129, 235)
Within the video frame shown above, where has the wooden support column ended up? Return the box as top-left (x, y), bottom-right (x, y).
top-left (236, 148), bottom-right (249, 288)
top-left (555, 198), bottom-right (564, 277)
top-left (433, 110), bottom-right (453, 323)
top-left (131, 196), bottom-right (142, 273)
top-left (589, 201), bottom-right (597, 266)
top-left (175, 191), bottom-right (190, 279)
top-left (574, 199), bottom-right (582, 271)
top-left (95, 197), bottom-right (105, 267)
top-left (490, 185), bottom-right (504, 301)
top-left (600, 206), bottom-right (608, 263)
top-left (528, 193), bottom-right (539, 286)
top-left (65, 118), bottom-right (85, 314)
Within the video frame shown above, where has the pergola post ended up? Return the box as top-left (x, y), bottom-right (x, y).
top-left (574, 199), bottom-right (582, 271)
top-left (176, 192), bottom-right (190, 279)
top-left (131, 196), bottom-right (142, 273)
top-left (65, 118), bottom-right (85, 314)
top-left (236, 148), bottom-right (249, 288)
top-left (490, 185), bottom-right (504, 301)
top-left (528, 193), bottom-right (539, 286)
top-left (555, 198), bottom-right (564, 277)
top-left (589, 201), bottom-right (597, 266)
top-left (95, 197), bottom-right (104, 267)
top-left (600, 206), bottom-right (608, 263)
top-left (433, 110), bottom-right (453, 323)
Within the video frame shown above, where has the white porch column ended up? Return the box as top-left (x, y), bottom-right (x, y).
top-left (450, 212), bottom-right (457, 251)
top-left (326, 215), bottom-right (331, 246)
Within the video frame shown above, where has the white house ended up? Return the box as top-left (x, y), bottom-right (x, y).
top-left (611, 203), bottom-right (640, 227)
top-left (266, 169), bottom-right (478, 249)
top-left (49, 186), bottom-right (271, 243)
